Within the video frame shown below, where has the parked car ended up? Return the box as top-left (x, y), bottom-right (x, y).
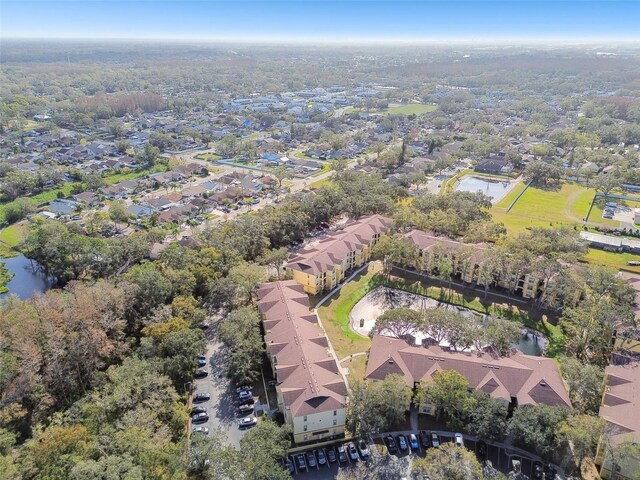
top-left (238, 390), bottom-right (253, 400)
top-left (306, 450), bottom-right (317, 469)
top-left (430, 432), bottom-right (440, 448)
top-left (237, 396), bottom-right (254, 406)
top-left (192, 412), bottom-right (209, 423)
top-left (193, 392), bottom-right (210, 403)
top-left (532, 461), bottom-right (544, 480)
top-left (239, 416), bottom-right (257, 428)
top-left (317, 449), bottom-right (327, 466)
top-left (454, 433), bottom-right (464, 447)
top-left (629, 260), bottom-right (640, 266)
top-left (419, 430), bottom-right (430, 448)
top-left (357, 439), bottom-right (370, 460)
top-left (235, 385), bottom-right (251, 393)
top-left (237, 403), bottom-right (254, 415)
top-left (409, 433), bottom-right (419, 450)
top-left (191, 406), bottom-right (207, 416)
top-left (285, 457), bottom-right (295, 474)
top-left (194, 369), bottom-right (208, 379)
top-left (336, 444), bottom-right (348, 463)
top-left (346, 442), bottom-right (359, 461)
top-left (197, 355), bottom-right (207, 367)
top-left (327, 448), bottom-right (337, 463)
top-left (295, 453), bottom-right (307, 471)
top-left (199, 322), bottom-right (210, 330)
top-left (397, 434), bottom-right (408, 451)
top-left (251, 198), bottom-right (260, 205)
top-left (193, 426), bottom-right (209, 435)
top-left (385, 435), bottom-right (397, 454)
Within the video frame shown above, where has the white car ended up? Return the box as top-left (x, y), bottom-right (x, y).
top-left (193, 426), bottom-right (209, 435)
top-left (454, 433), bottom-right (464, 447)
top-left (239, 416), bottom-right (258, 428)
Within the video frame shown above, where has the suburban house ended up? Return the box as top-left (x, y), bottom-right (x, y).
top-left (286, 215), bottom-right (391, 295)
top-left (365, 334), bottom-right (572, 412)
top-left (256, 281), bottom-right (347, 445)
top-left (474, 158), bottom-right (512, 175)
top-left (596, 361), bottom-right (640, 480)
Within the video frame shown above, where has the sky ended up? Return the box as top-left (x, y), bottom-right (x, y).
top-left (1, 0), bottom-right (639, 42)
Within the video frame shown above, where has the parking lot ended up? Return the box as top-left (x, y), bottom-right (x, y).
top-left (288, 432), bottom-right (556, 480)
top-left (191, 327), bottom-right (264, 447)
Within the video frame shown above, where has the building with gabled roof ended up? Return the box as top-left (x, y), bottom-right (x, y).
top-left (365, 335), bottom-right (571, 411)
top-left (256, 280), bottom-right (347, 444)
top-left (596, 361), bottom-right (640, 479)
top-left (286, 215), bottom-right (391, 294)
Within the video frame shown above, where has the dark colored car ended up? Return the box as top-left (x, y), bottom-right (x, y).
top-left (237, 403), bottom-right (254, 415)
top-left (295, 453), bottom-right (306, 471)
top-left (191, 412), bottom-right (209, 423)
top-left (193, 392), bottom-right (210, 403)
top-left (306, 450), bottom-right (316, 469)
top-left (285, 457), bottom-right (295, 474)
top-left (194, 369), bottom-right (208, 379)
top-left (409, 433), bottom-right (419, 450)
top-left (385, 435), bottom-right (397, 454)
top-left (191, 406), bottom-right (207, 416)
top-left (544, 463), bottom-right (557, 480)
top-left (532, 461), bottom-right (544, 480)
top-left (419, 430), bottom-right (430, 448)
top-left (327, 448), bottom-right (337, 463)
top-left (397, 434), bottom-right (408, 451)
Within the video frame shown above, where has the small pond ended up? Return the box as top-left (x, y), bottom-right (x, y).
top-left (0, 253), bottom-right (53, 300)
top-left (455, 175), bottom-right (514, 202)
top-left (350, 287), bottom-right (546, 356)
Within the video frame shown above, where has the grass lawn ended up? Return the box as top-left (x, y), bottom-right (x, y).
top-left (308, 178), bottom-right (337, 190)
top-left (316, 269), bottom-right (375, 361)
top-left (0, 222), bottom-right (29, 249)
top-left (383, 103), bottom-right (438, 115)
top-left (194, 153), bottom-right (221, 162)
top-left (492, 180), bottom-right (527, 208)
top-left (583, 249), bottom-right (640, 274)
top-left (491, 182), bottom-right (595, 233)
top-left (310, 163), bottom-right (332, 177)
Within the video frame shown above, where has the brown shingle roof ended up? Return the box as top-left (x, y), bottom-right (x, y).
top-left (287, 215), bottom-right (391, 276)
top-left (365, 335), bottom-right (571, 408)
top-left (256, 281), bottom-right (347, 418)
top-left (600, 361), bottom-right (640, 445)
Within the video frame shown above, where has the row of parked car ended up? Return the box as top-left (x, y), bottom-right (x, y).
top-left (288, 439), bottom-right (370, 474)
top-left (384, 430), bottom-right (462, 454)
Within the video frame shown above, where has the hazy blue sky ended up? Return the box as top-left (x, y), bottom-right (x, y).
top-left (2, 1), bottom-right (639, 42)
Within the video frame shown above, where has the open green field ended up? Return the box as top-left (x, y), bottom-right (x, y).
top-left (0, 222), bottom-right (28, 249)
top-left (491, 182), bottom-right (595, 233)
top-left (194, 153), bottom-right (221, 162)
top-left (583, 249), bottom-right (640, 274)
top-left (384, 103), bottom-right (438, 115)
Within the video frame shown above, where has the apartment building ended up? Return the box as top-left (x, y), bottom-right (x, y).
top-left (256, 281), bottom-right (348, 445)
top-left (365, 334), bottom-right (572, 411)
top-left (286, 215), bottom-right (391, 295)
top-left (404, 229), bottom-right (575, 303)
top-left (596, 361), bottom-right (640, 480)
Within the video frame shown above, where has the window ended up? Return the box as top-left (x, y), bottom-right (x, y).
top-left (304, 425), bottom-right (307, 431)
top-left (304, 434), bottom-right (308, 441)
top-left (333, 419), bottom-right (337, 426)
top-left (333, 410), bottom-right (337, 416)
top-left (303, 416), bottom-right (307, 422)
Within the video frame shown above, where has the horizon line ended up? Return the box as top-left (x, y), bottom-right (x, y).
top-left (2, 35), bottom-right (640, 45)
